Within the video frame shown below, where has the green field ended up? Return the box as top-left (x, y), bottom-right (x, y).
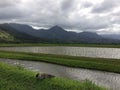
top-left (0, 50), bottom-right (120, 73)
top-left (0, 43), bottom-right (120, 48)
top-left (0, 62), bottom-right (106, 90)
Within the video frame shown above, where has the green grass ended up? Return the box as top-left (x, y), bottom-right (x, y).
top-left (0, 62), bottom-right (106, 90)
top-left (0, 50), bottom-right (120, 73)
top-left (1, 43), bottom-right (120, 48)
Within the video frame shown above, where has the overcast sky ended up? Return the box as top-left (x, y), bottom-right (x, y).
top-left (0, 0), bottom-right (120, 34)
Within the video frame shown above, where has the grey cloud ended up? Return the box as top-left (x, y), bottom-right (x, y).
top-left (92, 0), bottom-right (120, 13)
top-left (18, 0), bottom-right (112, 31)
top-left (0, 7), bottom-right (24, 20)
top-left (0, 0), bottom-right (20, 7)
top-left (111, 16), bottom-right (120, 24)
top-left (0, 0), bottom-right (120, 34)
top-left (51, 15), bottom-right (111, 31)
top-left (61, 0), bottom-right (75, 12)
top-left (112, 11), bottom-right (120, 16)
top-left (0, 0), bottom-right (23, 20)
top-left (82, 2), bottom-right (93, 8)
top-left (108, 11), bottom-right (120, 24)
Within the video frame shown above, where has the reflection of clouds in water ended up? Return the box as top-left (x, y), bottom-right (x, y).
top-left (0, 58), bottom-right (120, 90)
top-left (1, 46), bottom-right (120, 59)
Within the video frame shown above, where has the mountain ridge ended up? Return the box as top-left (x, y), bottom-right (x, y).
top-left (0, 23), bottom-right (120, 44)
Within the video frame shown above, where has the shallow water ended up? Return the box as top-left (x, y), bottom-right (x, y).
top-left (0, 58), bottom-right (120, 90)
top-left (1, 46), bottom-right (120, 59)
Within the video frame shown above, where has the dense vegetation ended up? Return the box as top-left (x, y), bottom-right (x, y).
top-left (0, 62), bottom-right (106, 90)
top-left (0, 50), bottom-right (120, 73)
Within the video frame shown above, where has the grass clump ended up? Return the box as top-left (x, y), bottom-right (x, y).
top-left (16, 64), bottom-right (24, 70)
top-left (0, 62), bottom-right (106, 90)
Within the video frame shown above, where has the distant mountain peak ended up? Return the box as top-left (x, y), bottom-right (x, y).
top-left (49, 25), bottom-right (65, 32)
top-left (52, 25), bottom-right (62, 28)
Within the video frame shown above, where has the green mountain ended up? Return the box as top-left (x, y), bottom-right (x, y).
top-left (0, 24), bottom-right (46, 43)
top-left (0, 23), bottom-right (120, 44)
top-left (0, 28), bottom-right (14, 42)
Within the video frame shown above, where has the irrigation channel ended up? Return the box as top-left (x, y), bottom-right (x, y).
top-left (0, 58), bottom-right (120, 90)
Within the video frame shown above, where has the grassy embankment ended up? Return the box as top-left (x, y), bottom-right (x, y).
top-left (0, 62), bottom-right (106, 90)
top-left (0, 50), bottom-right (120, 73)
top-left (0, 43), bottom-right (120, 48)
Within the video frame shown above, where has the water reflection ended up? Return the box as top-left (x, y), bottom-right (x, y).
top-left (0, 46), bottom-right (120, 59)
top-left (0, 58), bottom-right (120, 90)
